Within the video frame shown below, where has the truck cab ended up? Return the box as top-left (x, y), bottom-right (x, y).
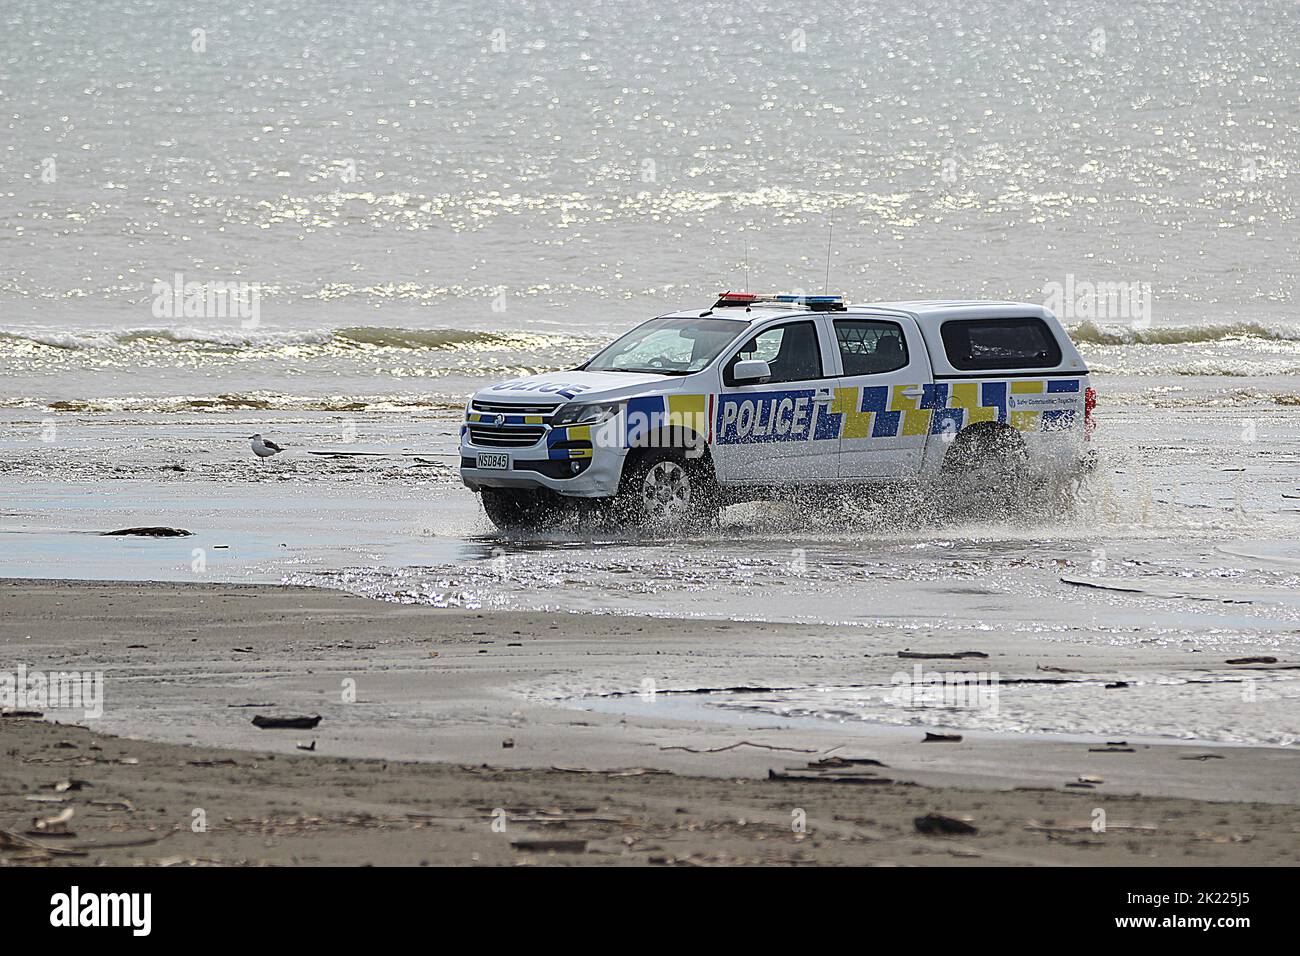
top-left (460, 294), bottom-right (1095, 529)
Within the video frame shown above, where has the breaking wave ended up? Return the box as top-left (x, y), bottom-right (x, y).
top-left (0, 326), bottom-right (576, 353)
top-left (1067, 320), bottom-right (1299, 346)
top-left (0, 392), bottom-right (468, 413)
top-left (5, 321), bottom-right (1294, 355)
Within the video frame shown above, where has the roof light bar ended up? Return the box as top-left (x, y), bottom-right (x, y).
top-left (713, 292), bottom-right (846, 311)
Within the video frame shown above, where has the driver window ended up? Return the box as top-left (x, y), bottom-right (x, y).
top-left (724, 321), bottom-right (823, 386)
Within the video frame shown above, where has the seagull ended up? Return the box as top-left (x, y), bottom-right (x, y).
top-left (249, 434), bottom-right (285, 460)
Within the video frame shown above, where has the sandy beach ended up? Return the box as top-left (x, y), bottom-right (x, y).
top-left (2, 579), bottom-right (1295, 866)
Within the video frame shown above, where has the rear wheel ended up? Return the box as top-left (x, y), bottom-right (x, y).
top-left (940, 425), bottom-right (1029, 520)
top-left (617, 448), bottom-right (718, 530)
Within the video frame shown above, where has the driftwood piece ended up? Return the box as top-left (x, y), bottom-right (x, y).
top-left (251, 714), bottom-right (322, 730)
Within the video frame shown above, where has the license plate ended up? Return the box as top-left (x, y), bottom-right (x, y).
top-left (476, 452), bottom-right (508, 470)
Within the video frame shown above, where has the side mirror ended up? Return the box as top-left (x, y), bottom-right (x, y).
top-left (732, 359), bottom-right (772, 383)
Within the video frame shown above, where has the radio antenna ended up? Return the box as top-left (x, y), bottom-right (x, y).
top-left (744, 239), bottom-right (750, 293)
top-left (823, 223), bottom-right (834, 294)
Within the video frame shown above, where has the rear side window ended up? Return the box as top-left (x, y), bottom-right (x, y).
top-left (940, 318), bottom-right (1062, 370)
top-left (834, 320), bottom-right (908, 375)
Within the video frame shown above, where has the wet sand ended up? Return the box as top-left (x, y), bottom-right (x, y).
top-left (1, 579), bottom-right (1295, 866)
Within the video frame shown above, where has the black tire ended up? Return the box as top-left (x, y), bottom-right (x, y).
top-left (616, 448), bottom-right (719, 530)
top-left (480, 487), bottom-right (550, 531)
top-left (939, 425), bottom-right (1029, 520)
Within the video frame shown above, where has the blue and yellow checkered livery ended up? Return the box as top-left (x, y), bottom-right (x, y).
top-left (715, 378), bottom-right (1080, 445)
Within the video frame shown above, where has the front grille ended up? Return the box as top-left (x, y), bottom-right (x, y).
top-left (471, 399), bottom-right (562, 416)
top-left (467, 424), bottom-right (546, 447)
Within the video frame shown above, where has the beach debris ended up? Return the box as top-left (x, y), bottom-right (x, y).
top-left (659, 740), bottom-right (819, 755)
top-left (30, 807), bottom-right (76, 837)
top-left (101, 526), bottom-right (193, 537)
top-left (1225, 656), bottom-right (1277, 665)
top-left (898, 650), bottom-right (988, 660)
top-left (481, 808), bottom-right (626, 825)
top-left (550, 767), bottom-right (672, 777)
top-left (1025, 820), bottom-right (1156, 834)
top-left (1192, 831), bottom-right (1252, 845)
top-left (768, 769), bottom-right (895, 785)
top-left (1089, 745), bottom-right (1135, 753)
top-left (251, 714), bottom-right (322, 730)
top-left (1060, 574), bottom-right (1251, 604)
top-left (52, 779), bottom-right (90, 792)
top-left (1036, 664), bottom-right (1080, 673)
top-left (88, 800), bottom-right (134, 812)
top-left (502, 738), bottom-right (515, 749)
top-left (914, 813), bottom-right (978, 836)
top-left (0, 829), bottom-right (85, 860)
top-left (1179, 753), bottom-right (1225, 761)
top-left (807, 756), bottom-right (887, 769)
top-left (226, 703), bottom-right (277, 708)
top-left (1105, 681), bottom-right (1129, 689)
top-left (296, 741), bottom-right (316, 752)
top-left (922, 732), bottom-right (962, 743)
top-left (1078, 775), bottom-right (1105, 784)
top-left (510, 838), bottom-right (587, 854)
top-left (601, 683), bottom-right (798, 699)
top-left (187, 758), bottom-right (238, 767)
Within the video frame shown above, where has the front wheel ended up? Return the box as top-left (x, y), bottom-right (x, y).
top-left (480, 487), bottom-right (550, 531)
top-left (617, 449), bottom-right (718, 530)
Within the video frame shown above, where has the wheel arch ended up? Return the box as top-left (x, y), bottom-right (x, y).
top-left (623, 426), bottom-right (716, 478)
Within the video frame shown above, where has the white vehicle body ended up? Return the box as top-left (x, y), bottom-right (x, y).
top-left (459, 298), bottom-right (1095, 515)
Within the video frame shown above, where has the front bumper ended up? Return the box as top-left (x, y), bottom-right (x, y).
top-left (458, 422), bottom-right (627, 497)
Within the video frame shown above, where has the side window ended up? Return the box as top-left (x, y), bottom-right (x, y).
top-left (941, 318), bottom-right (1063, 370)
top-left (724, 321), bottom-right (824, 386)
top-left (834, 320), bottom-right (908, 375)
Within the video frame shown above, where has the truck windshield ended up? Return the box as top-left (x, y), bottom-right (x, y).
top-left (583, 317), bottom-right (745, 375)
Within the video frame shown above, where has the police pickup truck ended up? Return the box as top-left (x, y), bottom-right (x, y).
top-left (460, 294), bottom-right (1096, 529)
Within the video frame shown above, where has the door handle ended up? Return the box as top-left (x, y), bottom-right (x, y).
top-left (899, 385), bottom-right (924, 398)
top-left (813, 388), bottom-right (833, 403)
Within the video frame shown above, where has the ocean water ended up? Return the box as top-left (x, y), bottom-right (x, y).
top-left (2, 0), bottom-right (1298, 410)
top-left (2, 0), bottom-right (1298, 746)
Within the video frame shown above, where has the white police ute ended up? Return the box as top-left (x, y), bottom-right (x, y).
top-left (460, 294), bottom-right (1096, 529)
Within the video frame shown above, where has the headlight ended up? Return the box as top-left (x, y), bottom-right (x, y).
top-left (551, 401), bottom-right (623, 427)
